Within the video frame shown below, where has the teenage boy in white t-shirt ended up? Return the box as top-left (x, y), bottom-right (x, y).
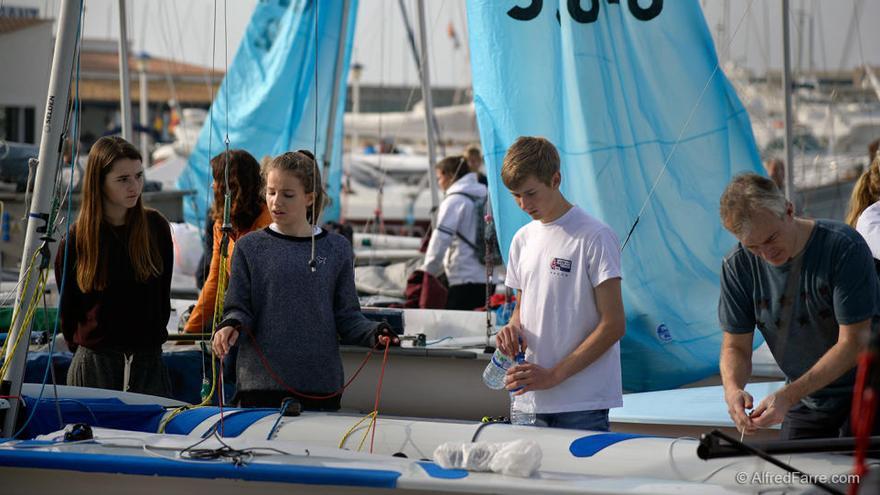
top-left (495, 136), bottom-right (625, 431)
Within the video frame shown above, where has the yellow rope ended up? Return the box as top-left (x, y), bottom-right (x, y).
top-left (338, 411), bottom-right (377, 451)
top-left (0, 251), bottom-right (46, 379)
top-left (158, 241), bottom-right (231, 432)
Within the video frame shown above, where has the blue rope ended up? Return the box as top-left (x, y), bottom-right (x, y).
top-left (265, 399), bottom-right (295, 440)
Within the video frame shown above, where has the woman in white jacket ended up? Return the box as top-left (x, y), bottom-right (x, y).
top-left (421, 156), bottom-right (489, 310)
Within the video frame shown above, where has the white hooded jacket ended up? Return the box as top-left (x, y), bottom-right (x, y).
top-left (421, 172), bottom-right (488, 285)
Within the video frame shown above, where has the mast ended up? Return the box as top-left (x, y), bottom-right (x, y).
top-left (782, 0), bottom-right (795, 202)
top-left (137, 53), bottom-right (150, 166)
top-left (117, 0), bottom-right (133, 141)
top-left (321, 0), bottom-right (352, 200)
top-left (1, 0), bottom-right (81, 437)
top-left (416, 0), bottom-right (440, 216)
top-left (398, 0), bottom-right (445, 157)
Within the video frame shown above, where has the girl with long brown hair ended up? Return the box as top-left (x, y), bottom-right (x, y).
top-left (55, 135), bottom-right (174, 396)
top-left (184, 149), bottom-right (271, 333)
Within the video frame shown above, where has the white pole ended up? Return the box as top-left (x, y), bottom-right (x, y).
top-left (138, 55), bottom-right (150, 166)
top-left (351, 63), bottom-right (362, 152)
top-left (1, 0), bottom-right (80, 437)
top-left (782, 0), bottom-right (795, 202)
top-left (321, 0), bottom-right (352, 200)
top-left (416, 0), bottom-right (439, 216)
top-left (117, 0), bottom-right (133, 141)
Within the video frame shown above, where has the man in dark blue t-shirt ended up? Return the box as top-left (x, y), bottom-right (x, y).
top-left (718, 173), bottom-right (880, 440)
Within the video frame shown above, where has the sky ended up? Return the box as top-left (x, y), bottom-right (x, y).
top-left (8, 0), bottom-right (880, 88)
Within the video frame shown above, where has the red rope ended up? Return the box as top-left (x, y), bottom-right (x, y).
top-left (849, 351), bottom-right (876, 495)
top-left (370, 344), bottom-right (392, 453)
top-left (242, 325), bottom-right (381, 400)
top-left (217, 357), bottom-right (226, 437)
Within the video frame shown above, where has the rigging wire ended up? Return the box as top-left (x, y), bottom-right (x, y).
top-left (309, 0), bottom-right (319, 271)
top-left (163, 0), bottom-right (227, 431)
top-left (621, 0), bottom-right (755, 252)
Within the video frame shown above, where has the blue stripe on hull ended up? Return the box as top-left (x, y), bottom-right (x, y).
top-left (0, 449), bottom-right (401, 488)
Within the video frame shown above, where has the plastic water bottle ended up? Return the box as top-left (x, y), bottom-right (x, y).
top-left (482, 348), bottom-right (514, 390)
top-left (510, 392), bottom-right (536, 425)
top-left (509, 353), bottom-right (536, 425)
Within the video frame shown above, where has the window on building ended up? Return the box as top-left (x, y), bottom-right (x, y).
top-left (0, 106), bottom-right (37, 144)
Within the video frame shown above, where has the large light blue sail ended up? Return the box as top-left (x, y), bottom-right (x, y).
top-left (178, 0), bottom-right (357, 225)
top-left (467, 1), bottom-right (763, 391)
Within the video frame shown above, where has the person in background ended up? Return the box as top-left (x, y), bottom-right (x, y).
top-left (718, 173), bottom-right (880, 440)
top-left (56, 136), bottom-right (174, 397)
top-left (185, 150), bottom-right (271, 334)
top-left (764, 158), bottom-right (785, 191)
top-left (848, 155), bottom-right (880, 260)
top-left (495, 136), bottom-right (625, 431)
top-left (194, 208), bottom-right (214, 290)
top-left (420, 155), bottom-right (490, 310)
top-left (465, 144), bottom-right (488, 185)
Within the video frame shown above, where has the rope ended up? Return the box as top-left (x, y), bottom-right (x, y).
top-left (369, 343), bottom-right (391, 453)
top-left (306, 1), bottom-right (319, 270)
top-left (241, 325), bottom-right (381, 400)
top-left (338, 410), bottom-right (376, 450)
top-left (161, 0), bottom-right (232, 430)
top-left (336, 344), bottom-right (392, 453)
top-left (850, 350), bottom-right (876, 493)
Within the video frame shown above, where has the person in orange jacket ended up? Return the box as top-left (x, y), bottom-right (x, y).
top-left (184, 149), bottom-right (272, 334)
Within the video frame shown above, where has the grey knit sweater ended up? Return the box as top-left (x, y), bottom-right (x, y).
top-left (220, 227), bottom-right (379, 394)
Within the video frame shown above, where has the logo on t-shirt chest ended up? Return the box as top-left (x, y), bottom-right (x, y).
top-left (549, 257), bottom-right (572, 277)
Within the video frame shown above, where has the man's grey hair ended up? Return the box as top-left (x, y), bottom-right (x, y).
top-left (719, 173), bottom-right (788, 237)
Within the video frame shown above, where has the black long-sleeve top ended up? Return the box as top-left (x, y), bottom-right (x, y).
top-left (55, 209), bottom-right (173, 353)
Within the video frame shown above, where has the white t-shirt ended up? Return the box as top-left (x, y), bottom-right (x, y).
top-left (506, 206), bottom-right (623, 413)
top-left (856, 201), bottom-right (880, 260)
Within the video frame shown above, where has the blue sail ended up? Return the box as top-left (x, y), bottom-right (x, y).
top-left (178, 0), bottom-right (357, 225)
top-left (467, 0), bottom-right (763, 391)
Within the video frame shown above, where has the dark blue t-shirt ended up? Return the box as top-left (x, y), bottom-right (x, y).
top-left (718, 220), bottom-right (880, 411)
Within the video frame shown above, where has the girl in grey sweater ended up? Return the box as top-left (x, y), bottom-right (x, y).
top-left (212, 151), bottom-right (398, 410)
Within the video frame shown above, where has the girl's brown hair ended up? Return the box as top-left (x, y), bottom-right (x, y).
top-left (435, 155), bottom-right (470, 183)
top-left (845, 155), bottom-right (880, 227)
top-left (75, 136), bottom-right (161, 292)
top-left (262, 150), bottom-right (327, 222)
top-left (210, 149), bottom-right (265, 232)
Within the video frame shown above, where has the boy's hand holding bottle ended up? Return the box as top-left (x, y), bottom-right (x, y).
top-left (495, 321), bottom-right (527, 358)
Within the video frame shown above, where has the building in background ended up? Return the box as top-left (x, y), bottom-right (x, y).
top-left (0, 14), bottom-right (52, 145)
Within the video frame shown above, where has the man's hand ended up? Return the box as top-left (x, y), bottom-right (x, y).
top-left (505, 362), bottom-right (561, 394)
top-left (725, 388), bottom-right (758, 435)
top-left (495, 321), bottom-right (525, 358)
top-left (212, 326), bottom-right (239, 360)
top-left (750, 388), bottom-right (796, 428)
